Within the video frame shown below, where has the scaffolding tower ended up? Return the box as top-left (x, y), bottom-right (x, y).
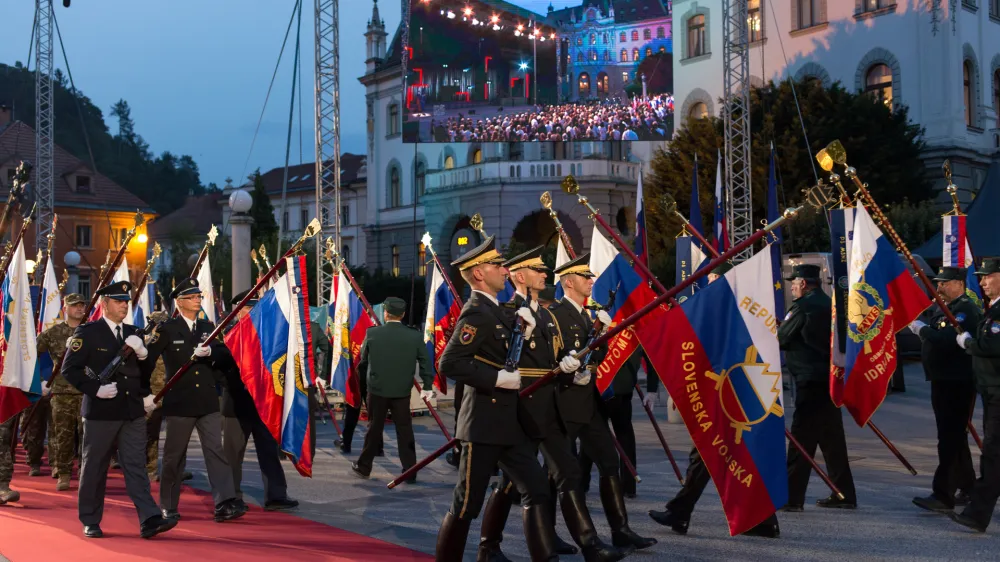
top-left (314, 0), bottom-right (341, 304)
top-left (722, 0), bottom-right (753, 261)
top-left (35, 0), bottom-right (55, 252)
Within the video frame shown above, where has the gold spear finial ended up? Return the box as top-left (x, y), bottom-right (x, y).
top-left (469, 213), bottom-right (486, 237)
top-left (943, 159), bottom-right (963, 216)
top-left (58, 269), bottom-right (69, 291)
top-left (207, 224), bottom-right (219, 246)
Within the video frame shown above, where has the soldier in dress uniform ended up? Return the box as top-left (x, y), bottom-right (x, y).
top-left (478, 247), bottom-right (627, 562)
top-left (145, 278), bottom-right (244, 522)
top-left (648, 262), bottom-right (780, 537)
top-left (909, 266), bottom-right (981, 513)
top-left (433, 236), bottom-right (561, 562)
top-left (350, 296), bottom-right (434, 480)
top-left (60, 280), bottom-right (176, 539)
top-left (952, 257), bottom-right (1000, 532)
top-left (37, 293), bottom-right (88, 491)
top-left (548, 254), bottom-right (657, 552)
top-left (217, 290), bottom-right (298, 511)
top-left (779, 264), bottom-right (857, 511)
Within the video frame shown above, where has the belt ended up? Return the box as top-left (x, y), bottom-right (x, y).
top-left (474, 356), bottom-right (553, 378)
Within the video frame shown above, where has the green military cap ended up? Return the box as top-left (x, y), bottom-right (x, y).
top-left (553, 253), bottom-right (594, 278)
top-left (975, 257), bottom-right (1000, 276)
top-left (64, 293), bottom-right (86, 305)
top-left (383, 296), bottom-right (406, 317)
top-left (932, 266), bottom-right (966, 281)
top-left (785, 263), bottom-right (821, 281)
top-left (503, 246), bottom-right (549, 272)
top-left (451, 235), bottom-right (504, 271)
top-left (96, 280), bottom-right (133, 301)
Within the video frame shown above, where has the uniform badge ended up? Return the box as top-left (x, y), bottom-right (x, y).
top-left (574, 339), bottom-right (580, 348)
top-left (200, 333), bottom-right (209, 343)
top-left (991, 321), bottom-right (1000, 335)
top-left (460, 325), bottom-right (478, 345)
top-left (956, 313), bottom-right (966, 323)
top-left (939, 321), bottom-right (947, 329)
top-left (149, 331), bottom-right (160, 344)
top-left (69, 337), bottom-right (83, 352)
top-left (530, 340), bottom-right (536, 349)
top-left (783, 311), bottom-right (793, 322)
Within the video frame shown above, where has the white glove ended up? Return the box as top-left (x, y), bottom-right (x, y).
top-left (572, 370), bottom-right (591, 386)
top-left (516, 308), bottom-right (537, 341)
top-left (642, 392), bottom-right (656, 410)
top-left (96, 383), bottom-right (118, 399)
top-left (420, 389), bottom-right (435, 401)
top-left (957, 332), bottom-right (972, 349)
top-left (496, 369), bottom-right (522, 390)
top-left (41, 380), bottom-right (51, 397)
top-left (908, 320), bottom-right (926, 336)
top-left (143, 395), bottom-right (156, 414)
top-left (596, 310), bottom-right (613, 327)
top-left (124, 335), bottom-right (148, 360)
top-left (559, 352), bottom-right (581, 374)
top-left (193, 344), bottom-right (212, 358)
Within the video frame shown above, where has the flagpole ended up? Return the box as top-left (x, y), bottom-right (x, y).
top-left (542, 190), bottom-right (680, 484)
top-left (34, 214), bottom-right (58, 328)
top-left (0, 162), bottom-right (30, 244)
top-left (154, 220), bottom-right (323, 403)
top-left (334, 248), bottom-right (453, 442)
top-left (422, 233), bottom-right (464, 306)
top-left (131, 243), bottom-right (162, 305)
top-left (83, 211), bottom-right (145, 319)
top-left (389, 204), bottom-right (819, 489)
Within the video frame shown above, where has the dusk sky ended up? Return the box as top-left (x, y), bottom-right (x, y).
top-left (1, 0), bottom-right (402, 188)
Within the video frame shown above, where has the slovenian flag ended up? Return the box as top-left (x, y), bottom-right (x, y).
top-left (424, 262), bottom-right (461, 392)
top-left (638, 245), bottom-right (788, 535)
top-left (553, 237), bottom-right (571, 301)
top-left (942, 215), bottom-right (983, 308)
top-left (37, 255), bottom-right (62, 333)
top-left (133, 281), bottom-right (156, 329)
top-left (329, 271), bottom-right (374, 408)
top-left (0, 240), bottom-right (40, 423)
top-left (224, 255), bottom-right (314, 476)
top-left (90, 256), bottom-right (132, 323)
top-left (828, 207), bottom-right (855, 407)
top-left (590, 227), bottom-right (656, 398)
top-left (842, 202), bottom-right (930, 426)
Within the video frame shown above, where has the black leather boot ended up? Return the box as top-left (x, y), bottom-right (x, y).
top-left (559, 490), bottom-right (630, 562)
top-left (436, 512), bottom-right (473, 562)
top-left (477, 486), bottom-right (513, 562)
top-left (546, 483), bottom-right (577, 555)
top-left (648, 507), bottom-right (689, 535)
top-left (600, 476), bottom-right (657, 550)
top-left (523, 504), bottom-right (560, 561)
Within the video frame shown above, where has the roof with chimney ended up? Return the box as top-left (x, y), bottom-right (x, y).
top-left (250, 153), bottom-right (367, 196)
top-left (0, 120), bottom-right (155, 213)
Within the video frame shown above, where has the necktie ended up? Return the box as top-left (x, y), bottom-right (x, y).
top-left (116, 325), bottom-right (123, 346)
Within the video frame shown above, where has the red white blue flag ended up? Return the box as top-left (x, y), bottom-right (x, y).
top-left (843, 203), bottom-right (930, 426)
top-left (424, 263), bottom-right (461, 392)
top-left (942, 215), bottom-right (983, 307)
top-left (330, 271), bottom-right (374, 408)
top-left (638, 245), bottom-right (787, 535)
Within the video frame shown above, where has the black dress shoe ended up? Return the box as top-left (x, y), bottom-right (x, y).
top-left (816, 495), bottom-right (856, 509)
top-left (949, 511), bottom-right (987, 533)
top-left (83, 524), bottom-right (103, 538)
top-left (741, 519), bottom-right (780, 538)
top-left (214, 500), bottom-right (247, 523)
top-left (334, 439), bottom-right (351, 454)
top-left (912, 495), bottom-right (953, 514)
top-left (350, 462), bottom-right (370, 479)
top-left (161, 509), bottom-right (181, 521)
top-left (648, 508), bottom-right (689, 535)
top-left (141, 514), bottom-right (178, 538)
top-left (264, 497), bottom-right (300, 511)
top-left (182, 471), bottom-right (193, 481)
top-left (954, 490), bottom-right (971, 507)
top-left (780, 504), bottom-right (804, 512)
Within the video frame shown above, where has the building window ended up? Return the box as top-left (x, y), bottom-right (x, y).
top-left (391, 245), bottom-right (400, 276)
top-left (444, 155), bottom-right (455, 169)
top-left (620, 48), bottom-right (628, 62)
top-left (619, 31), bottom-right (627, 42)
top-left (75, 176), bottom-right (91, 194)
top-left (300, 208), bottom-right (309, 229)
top-left (577, 36), bottom-right (583, 46)
top-left (604, 50), bottom-right (611, 61)
top-left (965, 60), bottom-right (975, 127)
top-left (645, 47), bottom-right (652, 57)
top-left (78, 275), bottom-right (91, 299)
top-left (865, 63), bottom-right (893, 109)
top-left (590, 49), bottom-right (598, 61)
top-left (590, 33), bottom-right (596, 45)
top-left (341, 245), bottom-right (351, 266)
top-left (417, 242), bottom-right (426, 276)
top-left (341, 204), bottom-right (350, 226)
top-left (631, 30), bottom-right (639, 41)
top-left (472, 149), bottom-right (482, 164)
top-left (603, 32), bottom-right (609, 44)
top-left (622, 71), bottom-right (629, 84)
top-left (578, 72), bottom-right (590, 97)
top-left (632, 48), bottom-right (640, 61)
top-left (597, 73), bottom-right (609, 95)
top-left (689, 102), bottom-right (709, 120)
top-left (119, 227), bottom-right (128, 246)
top-left (75, 225), bottom-right (92, 248)
top-left (860, 0), bottom-right (895, 12)
top-left (992, 0), bottom-right (1000, 18)
top-left (797, 0), bottom-right (823, 28)
top-left (577, 52), bottom-right (584, 63)
top-left (416, 161), bottom-right (426, 197)
top-left (656, 27), bottom-right (665, 39)
top-left (688, 15), bottom-right (706, 58)
top-left (749, 0), bottom-right (763, 42)
top-left (389, 166), bottom-right (401, 207)
top-left (643, 28), bottom-right (652, 40)
top-left (387, 104), bottom-right (400, 136)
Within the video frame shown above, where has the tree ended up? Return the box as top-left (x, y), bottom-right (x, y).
top-left (110, 98), bottom-right (136, 149)
top-left (248, 170), bottom-right (279, 254)
top-left (646, 79), bottom-right (933, 258)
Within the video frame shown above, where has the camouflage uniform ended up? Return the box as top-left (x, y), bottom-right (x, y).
top-left (18, 400), bottom-right (49, 470)
top-left (38, 322), bottom-right (83, 478)
top-left (0, 416), bottom-right (14, 484)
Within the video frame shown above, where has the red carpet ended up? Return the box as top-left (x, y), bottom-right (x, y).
top-left (0, 451), bottom-right (431, 561)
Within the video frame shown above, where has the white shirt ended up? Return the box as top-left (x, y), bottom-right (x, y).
top-left (473, 289), bottom-right (498, 307)
top-left (565, 296), bottom-right (586, 315)
top-left (991, 296), bottom-right (1000, 308)
top-left (179, 313), bottom-right (198, 333)
top-left (102, 315), bottom-right (124, 339)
